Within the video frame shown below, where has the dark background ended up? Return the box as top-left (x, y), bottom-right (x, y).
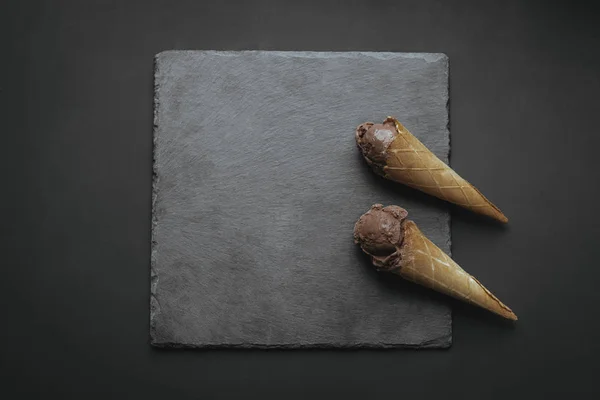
top-left (3, 0), bottom-right (600, 398)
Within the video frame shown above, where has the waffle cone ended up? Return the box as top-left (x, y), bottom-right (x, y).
top-left (381, 117), bottom-right (507, 223)
top-left (394, 220), bottom-right (517, 320)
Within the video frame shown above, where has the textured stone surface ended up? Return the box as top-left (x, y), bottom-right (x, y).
top-left (151, 51), bottom-right (451, 348)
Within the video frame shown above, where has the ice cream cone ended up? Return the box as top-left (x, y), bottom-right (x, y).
top-left (355, 117), bottom-right (508, 223)
top-left (354, 204), bottom-right (517, 320)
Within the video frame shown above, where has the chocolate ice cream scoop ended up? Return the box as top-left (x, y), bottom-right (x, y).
top-left (353, 204), bottom-right (408, 269)
top-left (355, 120), bottom-right (398, 172)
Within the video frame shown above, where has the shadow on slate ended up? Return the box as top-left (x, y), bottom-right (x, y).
top-left (150, 51), bottom-right (452, 349)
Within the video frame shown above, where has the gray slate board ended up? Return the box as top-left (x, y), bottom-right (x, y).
top-left (151, 51), bottom-right (452, 348)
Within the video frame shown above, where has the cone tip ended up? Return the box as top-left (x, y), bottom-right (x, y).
top-left (498, 306), bottom-right (517, 321)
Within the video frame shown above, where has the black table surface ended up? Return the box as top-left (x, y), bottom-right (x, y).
top-left (3, 0), bottom-right (599, 398)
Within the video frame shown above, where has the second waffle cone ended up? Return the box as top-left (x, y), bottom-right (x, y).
top-left (353, 204), bottom-right (517, 320)
top-left (395, 220), bottom-right (516, 320)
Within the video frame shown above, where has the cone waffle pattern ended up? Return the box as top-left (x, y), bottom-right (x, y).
top-left (383, 118), bottom-right (507, 223)
top-left (391, 220), bottom-right (516, 320)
